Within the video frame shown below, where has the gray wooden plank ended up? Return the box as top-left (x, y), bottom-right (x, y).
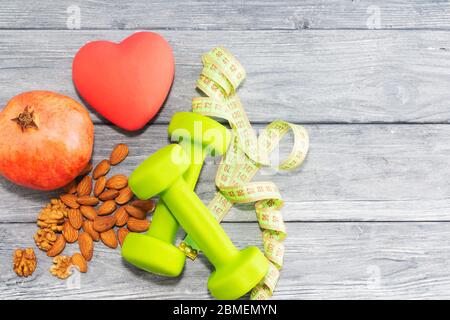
top-left (2, 1), bottom-right (450, 30)
top-left (1, 30), bottom-right (450, 123)
top-left (2, 221), bottom-right (450, 299)
top-left (1, 124), bottom-right (450, 223)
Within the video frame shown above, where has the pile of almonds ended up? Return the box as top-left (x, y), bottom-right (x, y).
top-left (33, 143), bottom-right (155, 279)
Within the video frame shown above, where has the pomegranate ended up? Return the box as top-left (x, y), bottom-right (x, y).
top-left (0, 91), bottom-right (94, 190)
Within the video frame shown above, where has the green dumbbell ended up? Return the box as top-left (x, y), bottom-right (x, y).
top-left (122, 112), bottom-right (231, 277)
top-left (128, 144), bottom-right (269, 299)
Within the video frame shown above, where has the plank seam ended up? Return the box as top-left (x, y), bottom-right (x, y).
top-left (4, 220), bottom-right (450, 225)
top-left (92, 122), bottom-right (450, 126)
top-left (1, 28), bottom-right (450, 31)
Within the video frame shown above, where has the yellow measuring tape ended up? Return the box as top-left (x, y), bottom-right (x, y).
top-left (178, 47), bottom-right (309, 299)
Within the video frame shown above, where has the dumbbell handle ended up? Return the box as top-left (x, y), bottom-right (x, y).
top-left (145, 199), bottom-right (177, 243)
top-left (146, 144), bottom-right (205, 243)
top-left (162, 177), bottom-right (239, 267)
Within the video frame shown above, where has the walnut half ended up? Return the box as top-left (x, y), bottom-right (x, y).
top-left (13, 248), bottom-right (37, 277)
top-left (37, 199), bottom-right (68, 232)
top-left (34, 228), bottom-right (57, 251)
top-left (50, 255), bottom-right (73, 279)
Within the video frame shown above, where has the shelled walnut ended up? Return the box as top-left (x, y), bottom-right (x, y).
top-left (34, 228), bottom-right (57, 251)
top-left (37, 199), bottom-right (68, 232)
top-left (50, 255), bottom-right (73, 279)
top-left (13, 248), bottom-right (37, 277)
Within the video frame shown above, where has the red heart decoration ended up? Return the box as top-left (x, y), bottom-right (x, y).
top-left (72, 32), bottom-right (174, 131)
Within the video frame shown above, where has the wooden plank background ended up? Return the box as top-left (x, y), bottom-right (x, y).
top-left (1, 0), bottom-right (450, 299)
top-left (1, 30), bottom-right (450, 123)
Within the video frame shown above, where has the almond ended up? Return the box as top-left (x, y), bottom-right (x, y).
top-left (82, 220), bottom-right (100, 241)
top-left (77, 196), bottom-right (99, 206)
top-left (60, 194), bottom-right (80, 209)
top-left (77, 175), bottom-right (92, 196)
top-left (64, 180), bottom-right (78, 194)
top-left (47, 235), bottom-right (66, 257)
top-left (115, 206), bottom-right (129, 227)
top-left (97, 200), bottom-right (116, 216)
top-left (68, 208), bottom-right (83, 230)
top-left (117, 228), bottom-right (129, 247)
top-left (131, 199), bottom-right (156, 213)
top-left (93, 215), bottom-right (116, 233)
top-left (116, 186), bottom-right (133, 205)
top-left (94, 176), bottom-right (106, 197)
top-left (93, 159), bottom-right (110, 179)
top-left (98, 189), bottom-right (119, 201)
top-left (71, 253), bottom-right (88, 273)
top-left (127, 217), bottom-right (150, 232)
top-left (63, 220), bottom-right (78, 243)
top-left (110, 143), bottom-right (129, 165)
top-left (125, 205), bottom-right (146, 219)
top-left (78, 232), bottom-right (94, 261)
top-left (100, 229), bottom-right (118, 249)
top-left (106, 174), bottom-right (128, 189)
top-left (79, 162), bottom-right (93, 176)
top-left (80, 205), bottom-right (97, 221)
